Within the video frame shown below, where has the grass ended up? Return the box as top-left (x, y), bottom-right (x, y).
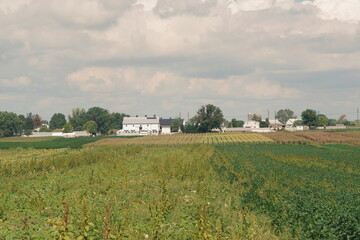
top-left (0, 136), bottom-right (140, 149)
top-left (0, 142), bottom-right (359, 239)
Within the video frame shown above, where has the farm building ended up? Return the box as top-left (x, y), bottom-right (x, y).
top-left (243, 121), bottom-right (260, 129)
top-left (286, 118), bottom-right (302, 127)
top-left (160, 118), bottom-right (184, 134)
top-left (122, 116), bottom-right (160, 135)
top-left (269, 119), bottom-right (285, 129)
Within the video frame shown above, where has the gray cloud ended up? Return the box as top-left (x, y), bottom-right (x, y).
top-left (0, 0), bottom-right (359, 120)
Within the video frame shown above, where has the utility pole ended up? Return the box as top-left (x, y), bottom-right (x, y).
top-left (267, 109), bottom-right (270, 120)
top-left (187, 112), bottom-right (189, 122)
top-left (357, 107), bottom-right (359, 126)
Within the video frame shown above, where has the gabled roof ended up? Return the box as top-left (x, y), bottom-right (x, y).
top-left (160, 118), bottom-right (184, 126)
top-left (123, 117), bottom-right (159, 125)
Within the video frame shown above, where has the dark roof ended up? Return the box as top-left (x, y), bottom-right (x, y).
top-left (160, 118), bottom-right (184, 126)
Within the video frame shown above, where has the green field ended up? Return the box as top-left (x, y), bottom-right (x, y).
top-left (0, 135), bottom-right (359, 239)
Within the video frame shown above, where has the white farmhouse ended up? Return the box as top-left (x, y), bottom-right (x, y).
top-left (286, 118), bottom-right (302, 127)
top-left (160, 118), bottom-right (184, 134)
top-left (243, 121), bottom-right (260, 129)
top-left (122, 116), bottom-right (160, 134)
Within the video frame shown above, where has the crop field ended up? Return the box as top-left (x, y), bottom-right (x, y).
top-left (263, 131), bottom-right (360, 145)
top-left (0, 138), bottom-right (359, 239)
top-left (92, 132), bottom-right (273, 146)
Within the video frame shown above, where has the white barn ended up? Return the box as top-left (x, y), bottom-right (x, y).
top-left (160, 118), bottom-right (184, 134)
top-left (243, 121), bottom-right (260, 129)
top-left (122, 116), bottom-right (160, 134)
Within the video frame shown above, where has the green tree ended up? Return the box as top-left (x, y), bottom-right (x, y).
top-left (39, 125), bottom-right (51, 132)
top-left (184, 122), bottom-right (198, 133)
top-left (68, 108), bottom-right (87, 131)
top-left (317, 114), bottom-right (329, 127)
top-left (24, 113), bottom-right (35, 131)
top-left (301, 109), bottom-right (317, 127)
top-left (251, 114), bottom-right (262, 122)
top-left (228, 118), bottom-right (244, 128)
top-left (0, 112), bottom-right (24, 137)
top-left (50, 113), bottom-right (67, 130)
top-left (170, 118), bottom-right (183, 132)
top-left (62, 123), bottom-right (74, 133)
top-left (83, 121), bottom-right (98, 135)
top-left (111, 112), bottom-right (129, 129)
top-left (192, 104), bottom-right (225, 133)
top-left (292, 120), bottom-right (303, 127)
top-left (260, 118), bottom-right (270, 128)
top-left (86, 107), bottom-right (114, 134)
top-left (276, 109), bottom-right (295, 124)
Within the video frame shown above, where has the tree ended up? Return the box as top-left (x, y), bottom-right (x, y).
top-left (301, 109), bottom-right (317, 127)
top-left (0, 112), bottom-right (24, 137)
top-left (292, 120), bottom-right (303, 127)
top-left (24, 113), bottom-right (35, 131)
top-left (68, 108), bottom-right (87, 131)
top-left (83, 121), bottom-right (98, 135)
top-left (33, 114), bottom-right (42, 129)
top-left (260, 118), bottom-right (270, 128)
top-left (39, 125), bottom-right (51, 132)
top-left (111, 112), bottom-right (129, 129)
top-left (251, 114), bottom-right (262, 122)
top-left (317, 114), bottom-right (329, 127)
top-left (50, 113), bottom-right (67, 130)
top-left (170, 118), bottom-right (183, 132)
top-left (63, 123), bottom-right (74, 133)
top-left (228, 118), bottom-right (244, 128)
top-left (276, 109), bottom-right (295, 124)
top-left (85, 107), bottom-right (114, 134)
top-left (184, 122), bottom-right (199, 133)
top-left (192, 104), bottom-right (225, 133)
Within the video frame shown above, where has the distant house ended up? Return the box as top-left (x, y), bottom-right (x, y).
top-left (325, 124), bottom-right (346, 130)
top-left (160, 118), bottom-right (184, 134)
top-left (243, 121), bottom-right (260, 129)
top-left (122, 116), bottom-right (160, 135)
top-left (286, 118), bottom-right (302, 127)
top-left (269, 119), bottom-right (285, 129)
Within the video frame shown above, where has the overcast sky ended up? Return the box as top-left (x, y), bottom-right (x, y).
top-left (1, 0), bottom-right (359, 121)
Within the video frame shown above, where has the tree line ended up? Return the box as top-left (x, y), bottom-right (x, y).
top-left (0, 107), bottom-right (128, 137)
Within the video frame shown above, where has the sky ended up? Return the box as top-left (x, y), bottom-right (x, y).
top-left (0, 0), bottom-right (359, 121)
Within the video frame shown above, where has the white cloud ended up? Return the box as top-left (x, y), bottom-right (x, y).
top-left (228, 0), bottom-right (294, 13)
top-left (312, 0), bottom-right (360, 24)
top-left (67, 67), bottom-right (299, 100)
top-left (0, 76), bottom-right (31, 88)
top-left (0, 0), bottom-right (33, 14)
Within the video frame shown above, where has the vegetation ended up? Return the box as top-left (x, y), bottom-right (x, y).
top-left (92, 132), bottom-right (273, 145)
top-left (0, 137), bottom-right (359, 239)
top-left (190, 104), bottom-right (225, 133)
top-left (0, 111), bottom-right (24, 137)
top-left (276, 109), bottom-right (295, 124)
top-left (83, 121), bottom-right (98, 135)
top-left (49, 113), bottom-right (67, 130)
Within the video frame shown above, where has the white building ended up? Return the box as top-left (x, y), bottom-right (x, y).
top-left (160, 118), bottom-right (184, 134)
top-left (243, 121), bottom-right (260, 129)
top-left (286, 118), bottom-right (302, 127)
top-left (122, 116), bottom-right (160, 134)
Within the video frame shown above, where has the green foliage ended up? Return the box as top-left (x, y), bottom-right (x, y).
top-left (111, 112), bottom-right (129, 130)
top-left (39, 126), bottom-right (51, 132)
top-left (193, 104), bottom-right (225, 133)
top-left (63, 123), bottom-right (74, 133)
top-left (260, 118), bottom-right (270, 128)
top-left (228, 118), bottom-right (244, 128)
top-left (85, 107), bottom-right (113, 135)
top-left (276, 109), bottom-right (295, 124)
top-left (83, 121), bottom-right (98, 134)
top-left (317, 114), bottom-right (329, 127)
top-left (184, 122), bottom-right (199, 133)
top-left (301, 109), bottom-right (318, 127)
top-left (24, 113), bottom-right (35, 131)
top-left (68, 108), bottom-right (87, 131)
top-left (251, 114), bottom-right (262, 122)
top-left (292, 120), bottom-right (303, 127)
top-left (49, 113), bottom-right (67, 130)
top-left (0, 111), bottom-right (24, 137)
top-left (170, 118), bottom-right (182, 132)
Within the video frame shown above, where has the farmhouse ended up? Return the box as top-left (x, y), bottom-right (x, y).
top-left (286, 118), bottom-right (302, 127)
top-left (243, 121), bottom-right (260, 129)
top-left (122, 116), bottom-right (160, 134)
top-left (160, 118), bottom-right (184, 134)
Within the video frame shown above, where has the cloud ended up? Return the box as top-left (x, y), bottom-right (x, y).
top-left (312, 0), bottom-right (360, 24)
top-left (228, 0), bottom-right (294, 13)
top-left (0, 0), bottom-right (33, 14)
top-left (67, 67), bottom-right (299, 100)
top-left (0, 76), bottom-right (31, 88)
